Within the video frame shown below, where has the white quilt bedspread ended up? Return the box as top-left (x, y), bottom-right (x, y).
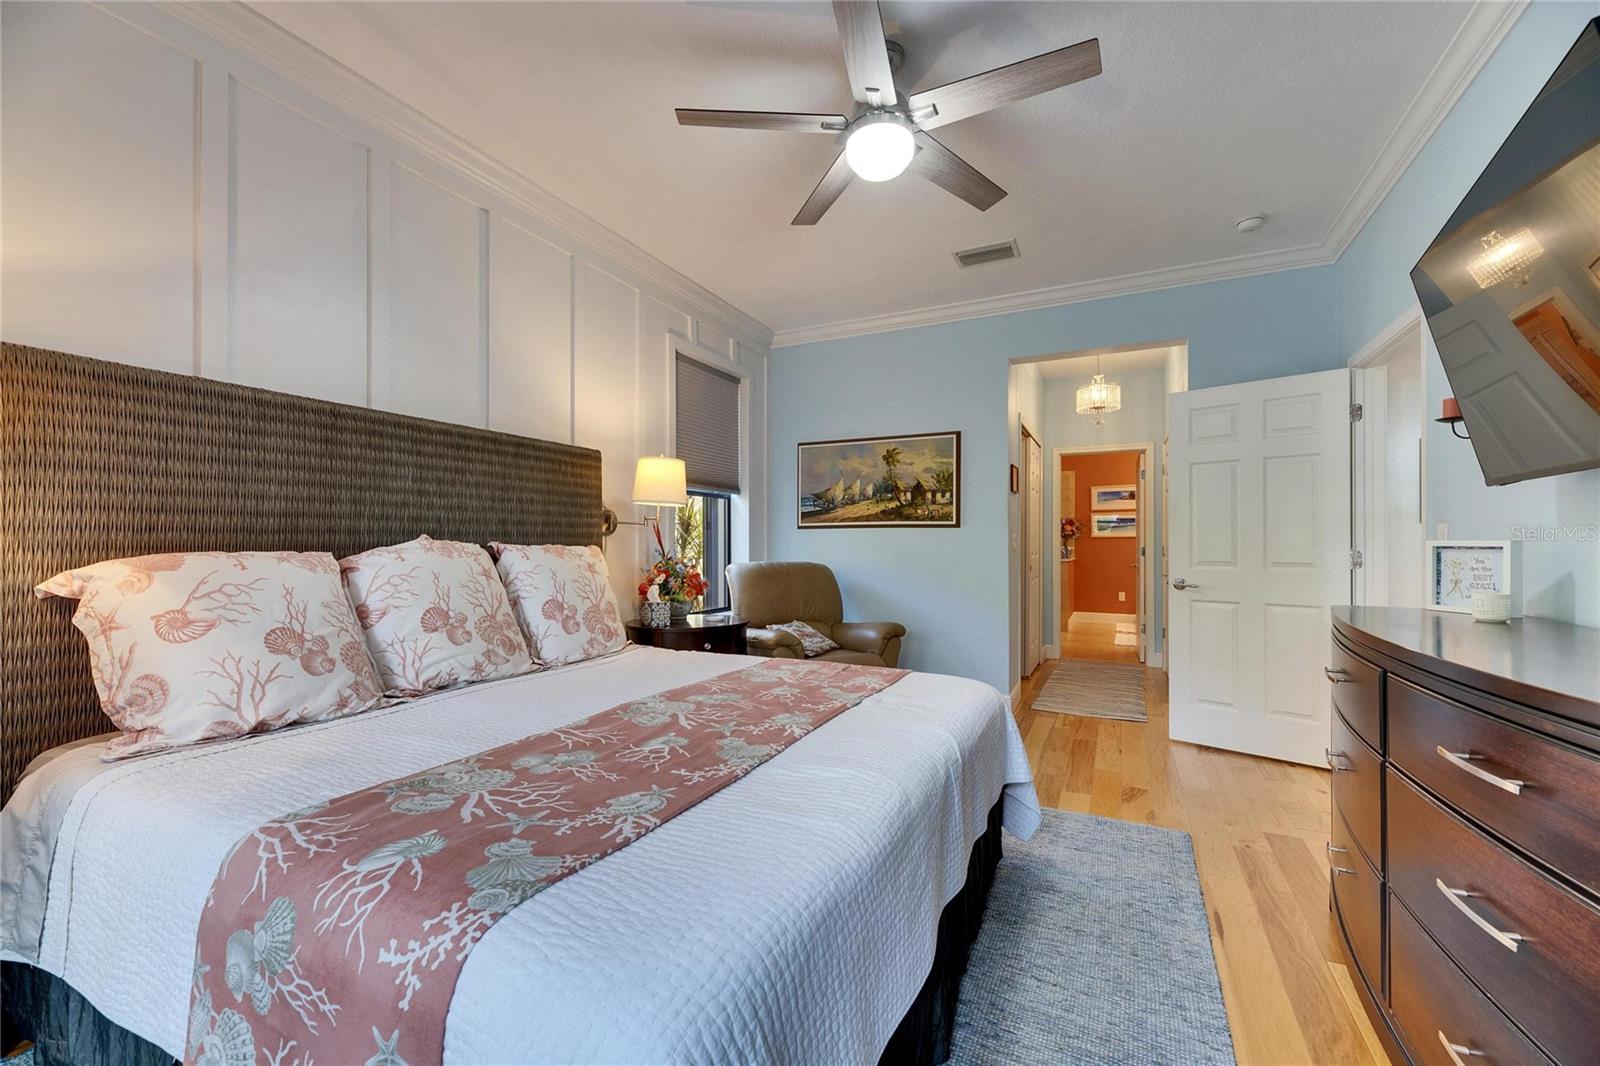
top-left (4, 647), bottom-right (1038, 1064)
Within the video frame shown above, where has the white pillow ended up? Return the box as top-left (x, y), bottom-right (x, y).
top-left (339, 536), bottom-right (534, 697)
top-left (490, 543), bottom-right (625, 666)
top-left (35, 551), bottom-right (384, 759)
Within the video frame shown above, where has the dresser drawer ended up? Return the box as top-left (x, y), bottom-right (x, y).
top-left (1388, 770), bottom-right (1600, 1065)
top-left (1390, 897), bottom-right (1554, 1066)
top-left (1329, 637), bottom-right (1383, 752)
top-left (1329, 707), bottom-right (1383, 871)
top-left (1388, 676), bottom-right (1600, 892)
top-left (1330, 805), bottom-right (1383, 990)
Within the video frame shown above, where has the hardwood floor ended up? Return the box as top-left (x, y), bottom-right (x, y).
top-left (1020, 622), bottom-right (1389, 1066)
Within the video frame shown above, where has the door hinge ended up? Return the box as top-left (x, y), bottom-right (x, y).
top-left (1140, 545), bottom-right (1146, 557)
top-left (1350, 549), bottom-right (1364, 569)
top-left (1140, 623), bottom-right (1146, 634)
top-left (1350, 402), bottom-right (1364, 423)
top-left (1139, 467), bottom-right (1147, 480)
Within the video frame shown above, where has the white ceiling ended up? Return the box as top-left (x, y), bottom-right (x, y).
top-left (251, 1), bottom-right (1487, 342)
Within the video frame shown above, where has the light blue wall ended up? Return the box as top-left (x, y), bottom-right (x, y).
top-left (769, 268), bottom-right (1342, 695)
top-left (767, 2), bottom-right (1600, 692)
top-left (1332, 0), bottom-right (1600, 627)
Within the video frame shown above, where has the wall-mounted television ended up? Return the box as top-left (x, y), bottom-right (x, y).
top-left (1410, 17), bottom-right (1600, 486)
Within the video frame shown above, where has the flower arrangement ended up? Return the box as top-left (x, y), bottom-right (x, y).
top-left (1061, 515), bottom-right (1083, 544)
top-left (638, 520), bottom-right (708, 608)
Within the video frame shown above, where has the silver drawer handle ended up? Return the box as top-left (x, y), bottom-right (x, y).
top-left (1438, 1031), bottom-right (1486, 1064)
top-left (1325, 841), bottom-right (1356, 876)
top-left (1325, 842), bottom-right (1348, 857)
top-left (1324, 748), bottom-right (1353, 772)
top-left (1436, 879), bottom-right (1524, 952)
top-left (1436, 747), bottom-right (1525, 795)
top-left (1324, 667), bottom-right (1350, 683)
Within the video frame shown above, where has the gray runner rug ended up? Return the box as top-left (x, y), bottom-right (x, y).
top-left (1030, 660), bottom-right (1148, 721)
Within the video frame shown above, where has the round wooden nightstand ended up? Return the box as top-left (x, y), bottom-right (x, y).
top-left (626, 614), bottom-right (749, 655)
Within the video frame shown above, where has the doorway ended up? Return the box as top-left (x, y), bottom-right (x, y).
top-left (1055, 444), bottom-right (1152, 664)
top-left (1350, 311), bottom-right (1426, 607)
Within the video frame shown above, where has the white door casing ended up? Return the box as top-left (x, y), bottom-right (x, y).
top-left (1168, 368), bottom-right (1351, 767)
top-left (1137, 450), bottom-right (1148, 662)
top-left (1023, 427), bottom-right (1044, 676)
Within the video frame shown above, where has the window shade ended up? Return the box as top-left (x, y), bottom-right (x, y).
top-left (675, 354), bottom-right (741, 493)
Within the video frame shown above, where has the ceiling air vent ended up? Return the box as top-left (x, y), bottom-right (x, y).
top-left (953, 239), bottom-right (1020, 269)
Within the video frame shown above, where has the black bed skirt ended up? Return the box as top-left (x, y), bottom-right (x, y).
top-left (3, 798), bottom-right (1003, 1066)
top-left (878, 796), bottom-right (1004, 1066)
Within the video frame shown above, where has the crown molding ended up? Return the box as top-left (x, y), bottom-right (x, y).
top-left (771, 239), bottom-right (1337, 348)
top-left (1314, 0), bottom-right (1527, 260)
top-left (162, 1), bottom-right (775, 352)
top-left (772, 0), bottom-right (1526, 349)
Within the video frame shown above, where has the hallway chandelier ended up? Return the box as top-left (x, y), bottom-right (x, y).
top-left (1468, 227), bottom-right (1543, 289)
top-left (1075, 355), bottom-right (1122, 426)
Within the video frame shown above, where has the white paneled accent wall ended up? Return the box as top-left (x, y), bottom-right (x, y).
top-left (0, 1), bottom-right (771, 604)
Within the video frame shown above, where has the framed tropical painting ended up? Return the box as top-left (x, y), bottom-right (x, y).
top-left (1091, 484), bottom-right (1137, 510)
top-left (797, 432), bottom-right (960, 528)
top-left (1091, 513), bottom-right (1137, 537)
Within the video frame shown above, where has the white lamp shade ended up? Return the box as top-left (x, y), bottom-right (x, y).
top-left (632, 456), bottom-right (689, 507)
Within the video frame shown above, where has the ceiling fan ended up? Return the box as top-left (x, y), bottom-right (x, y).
top-left (675, 1), bottom-right (1101, 225)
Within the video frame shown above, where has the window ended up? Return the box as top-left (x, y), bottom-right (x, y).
top-left (677, 490), bottom-right (732, 612)
top-left (675, 354), bottom-right (740, 613)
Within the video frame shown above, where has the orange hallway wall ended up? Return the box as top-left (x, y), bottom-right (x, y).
top-left (1061, 450), bottom-right (1140, 617)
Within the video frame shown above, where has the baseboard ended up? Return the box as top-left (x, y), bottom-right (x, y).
top-left (1068, 611), bottom-right (1137, 625)
top-left (1007, 681), bottom-right (1022, 714)
top-left (1043, 644), bottom-right (1059, 660)
top-left (1148, 651), bottom-right (1164, 669)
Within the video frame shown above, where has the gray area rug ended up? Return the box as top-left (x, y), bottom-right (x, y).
top-left (1030, 660), bottom-right (1148, 721)
top-left (950, 810), bottom-right (1235, 1065)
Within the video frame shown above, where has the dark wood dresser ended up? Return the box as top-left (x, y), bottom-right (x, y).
top-left (1328, 607), bottom-right (1600, 1066)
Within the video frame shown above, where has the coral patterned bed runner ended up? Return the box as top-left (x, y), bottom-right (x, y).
top-left (185, 657), bottom-right (905, 1066)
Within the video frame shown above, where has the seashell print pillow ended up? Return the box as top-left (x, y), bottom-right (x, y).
top-left (490, 543), bottom-right (626, 666)
top-left (339, 535), bottom-right (534, 697)
top-left (770, 620), bottom-right (841, 658)
top-left (35, 551), bottom-right (385, 759)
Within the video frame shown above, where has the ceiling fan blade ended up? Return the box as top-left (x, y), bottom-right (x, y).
top-left (792, 150), bottom-right (854, 226)
top-left (908, 38), bottom-right (1101, 130)
top-left (833, 0), bottom-right (897, 107)
top-left (675, 109), bottom-right (848, 133)
top-left (911, 131), bottom-right (1006, 211)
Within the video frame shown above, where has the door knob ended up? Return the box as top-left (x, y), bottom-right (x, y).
top-left (1171, 577), bottom-right (1199, 590)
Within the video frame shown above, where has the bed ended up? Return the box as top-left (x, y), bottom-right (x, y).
top-left (0, 345), bottom-right (1038, 1065)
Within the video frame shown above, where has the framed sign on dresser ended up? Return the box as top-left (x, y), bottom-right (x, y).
top-left (1326, 607), bottom-right (1600, 1066)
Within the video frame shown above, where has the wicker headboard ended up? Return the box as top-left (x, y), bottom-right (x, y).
top-left (0, 343), bottom-right (603, 801)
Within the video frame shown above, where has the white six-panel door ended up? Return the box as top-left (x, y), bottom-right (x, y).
top-left (1168, 368), bottom-right (1351, 767)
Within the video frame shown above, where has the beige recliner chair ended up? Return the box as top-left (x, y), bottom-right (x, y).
top-left (726, 561), bottom-right (906, 668)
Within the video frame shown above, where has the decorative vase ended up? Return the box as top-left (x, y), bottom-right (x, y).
top-left (669, 599), bottom-right (692, 620)
top-left (641, 601), bottom-right (671, 628)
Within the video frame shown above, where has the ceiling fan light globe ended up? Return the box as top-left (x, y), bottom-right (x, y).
top-left (845, 116), bottom-right (915, 182)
